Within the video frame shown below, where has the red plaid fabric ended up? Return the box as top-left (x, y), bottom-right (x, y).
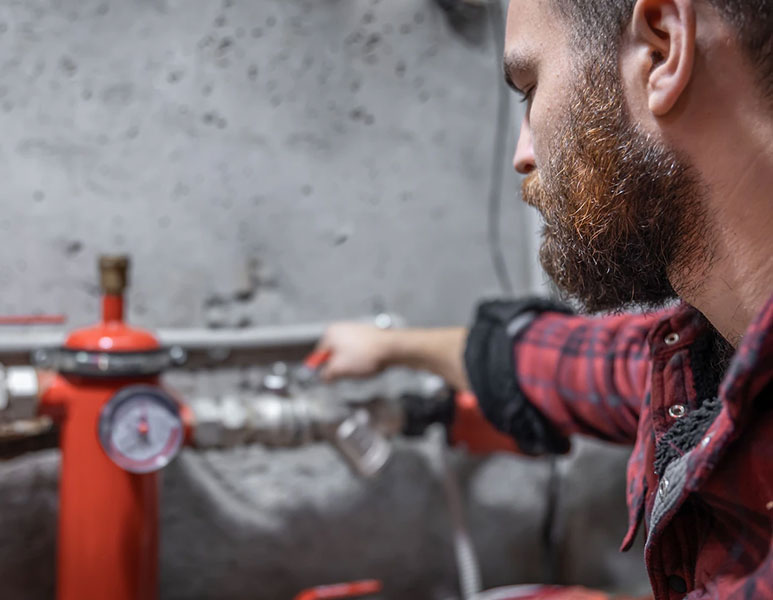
top-left (512, 295), bottom-right (773, 599)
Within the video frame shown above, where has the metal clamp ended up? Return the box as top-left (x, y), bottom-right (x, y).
top-left (33, 348), bottom-right (174, 377)
top-left (0, 365), bottom-right (39, 421)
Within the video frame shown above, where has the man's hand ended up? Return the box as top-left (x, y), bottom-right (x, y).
top-left (315, 323), bottom-right (470, 390)
top-left (316, 323), bottom-right (395, 381)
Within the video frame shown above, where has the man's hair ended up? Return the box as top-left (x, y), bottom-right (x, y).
top-left (553, 0), bottom-right (773, 100)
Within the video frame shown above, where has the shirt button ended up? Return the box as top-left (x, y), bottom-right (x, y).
top-left (668, 404), bottom-right (687, 418)
top-left (667, 574), bottom-right (687, 593)
top-left (659, 477), bottom-right (669, 496)
top-left (665, 332), bottom-right (680, 345)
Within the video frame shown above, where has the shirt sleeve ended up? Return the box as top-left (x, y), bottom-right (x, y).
top-left (464, 297), bottom-right (669, 455)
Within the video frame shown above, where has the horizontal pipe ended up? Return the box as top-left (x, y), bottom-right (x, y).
top-left (160, 322), bottom-right (326, 350)
top-left (0, 315), bottom-right (402, 369)
top-left (0, 315), bottom-right (67, 325)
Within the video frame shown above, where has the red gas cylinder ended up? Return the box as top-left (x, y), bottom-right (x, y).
top-left (39, 256), bottom-right (182, 600)
top-left (450, 390), bottom-right (520, 454)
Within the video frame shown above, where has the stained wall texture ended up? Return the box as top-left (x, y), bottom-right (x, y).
top-left (0, 0), bottom-right (648, 598)
top-left (0, 0), bottom-right (539, 328)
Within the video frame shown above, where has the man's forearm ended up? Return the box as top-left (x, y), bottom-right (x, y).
top-left (383, 327), bottom-right (470, 390)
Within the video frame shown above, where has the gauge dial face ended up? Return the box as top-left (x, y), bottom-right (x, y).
top-left (98, 385), bottom-right (183, 473)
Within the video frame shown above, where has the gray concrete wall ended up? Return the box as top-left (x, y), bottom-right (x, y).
top-left (0, 0), bottom-right (648, 598)
top-left (0, 0), bottom-right (537, 328)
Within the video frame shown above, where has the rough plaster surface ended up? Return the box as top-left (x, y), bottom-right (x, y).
top-left (0, 0), bottom-right (533, 329)
top-left (0, 0), bottom-right (648, 597)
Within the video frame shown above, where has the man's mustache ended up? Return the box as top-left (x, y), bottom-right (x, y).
top-left (521, 172), bottom-right (543, 210)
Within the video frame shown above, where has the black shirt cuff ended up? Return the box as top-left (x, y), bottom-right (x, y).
top-left (464, 297), bottom-right (572, 455)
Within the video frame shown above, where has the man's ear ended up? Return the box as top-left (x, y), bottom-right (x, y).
top-left (631, 0), bottom-right (696, 116)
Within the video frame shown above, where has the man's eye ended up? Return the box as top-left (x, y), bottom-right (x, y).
top-left (518, 86), bottom-right (535, 104)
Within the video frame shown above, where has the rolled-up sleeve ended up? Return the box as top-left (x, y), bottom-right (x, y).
top-left (465, 298), bottom-right (668, 455)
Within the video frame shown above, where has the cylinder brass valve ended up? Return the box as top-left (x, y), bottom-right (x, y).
top-left (99, 255), bottom-right (129, 296)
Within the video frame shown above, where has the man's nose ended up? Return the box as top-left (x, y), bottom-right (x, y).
top-left (513, 117), bottom-right (536, 175)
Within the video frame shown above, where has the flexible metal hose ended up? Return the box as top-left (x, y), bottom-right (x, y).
top-left (430, 425), bottom-right (483, 600)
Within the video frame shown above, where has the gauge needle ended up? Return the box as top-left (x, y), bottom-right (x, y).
top-left (138, 402), bottom-right (150, 438)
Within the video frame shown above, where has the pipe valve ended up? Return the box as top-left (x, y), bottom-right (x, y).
top-left (0, 365), bottom-right (39, 421)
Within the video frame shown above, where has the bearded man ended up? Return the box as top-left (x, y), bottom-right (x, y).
top-left (318, 1), bottom-right (773, 598)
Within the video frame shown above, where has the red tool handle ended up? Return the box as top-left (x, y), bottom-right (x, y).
top-left (293, 579), bottom-right (382, 600)
top-left (0, 314), bottom-right (66, 325)
top-left (304, 349), bottom-right (332, 370)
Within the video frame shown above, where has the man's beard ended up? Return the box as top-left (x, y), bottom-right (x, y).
top-left (522, 58), bottom-right (711, 313)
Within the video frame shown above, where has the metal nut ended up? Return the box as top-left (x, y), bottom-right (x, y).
top-left (169, 346), bottom-right (187, 366)
top-left (664, 332), bottom-right (680, 345)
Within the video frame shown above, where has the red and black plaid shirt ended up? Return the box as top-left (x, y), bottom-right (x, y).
top-left (466, 294), bottom-right (773, 599)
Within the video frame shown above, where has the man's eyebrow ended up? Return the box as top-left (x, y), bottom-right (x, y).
top-left (503, 51), bottom-right (535, 91)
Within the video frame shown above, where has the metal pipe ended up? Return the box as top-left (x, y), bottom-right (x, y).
top-left (157, 323), bottom-right (326, 368)
top-left (0, 314), bottom-right (402, 369)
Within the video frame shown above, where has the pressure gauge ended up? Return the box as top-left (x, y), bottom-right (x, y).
top-left (98, 385), bottom-right (184, 473)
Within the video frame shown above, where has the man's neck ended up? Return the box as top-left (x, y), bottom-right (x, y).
top-left (695, 228), bottom-right (773, 348)
top-left (677, 111), bottom-right (773, 347)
